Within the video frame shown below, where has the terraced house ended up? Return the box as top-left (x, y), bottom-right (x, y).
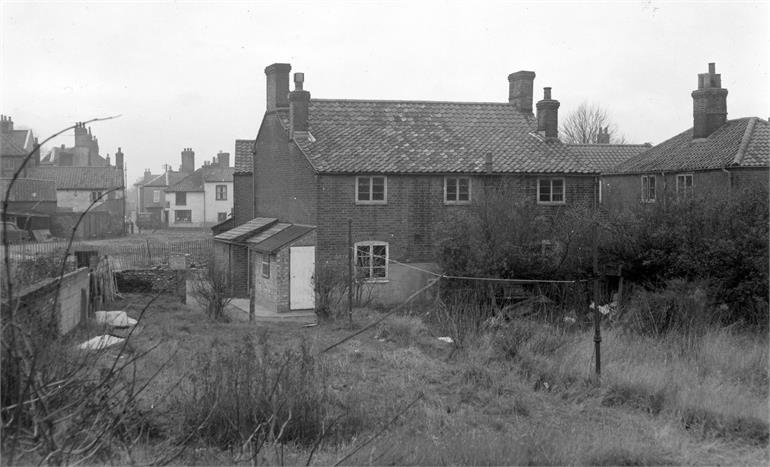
top-left (220, 63), bottom-right (647, 311)
top-left (602, 63), bottom-right (769, 212)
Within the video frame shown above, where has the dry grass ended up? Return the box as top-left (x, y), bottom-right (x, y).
top-left (106, 297), bottom-right (768, 466)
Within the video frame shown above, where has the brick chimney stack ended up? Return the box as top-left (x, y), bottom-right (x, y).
top-left (265, 63), bottom-right (292, 112)
top-left (536, 87), bottom-right (560, 139)
top-left (692, 62), bottom-right (728, 139)
top-left (181, 147), bottom-right (195, 173)
top-left (106, 154), bottom-right (111, 166)
top-left (115, 147), bottom-right (124, 170)
top-left (508, 71), bottom-right (536, 113)
top-left (217, 151), bottom-right (230, 167)
top-left (0, 115), bottom-right (13, 132)
top-left (144, 168), bottom-right (152, 181)
top-left (289, 72), bottom-right (311, 140)
top-left (597, 127), bottom-right (610, 144)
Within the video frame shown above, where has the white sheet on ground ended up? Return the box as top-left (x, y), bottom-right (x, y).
top-left (78, 335), bottom-right (124, 350)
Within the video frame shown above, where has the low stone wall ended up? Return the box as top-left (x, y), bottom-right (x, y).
top-left (115, 269), bottom-right (179, 294)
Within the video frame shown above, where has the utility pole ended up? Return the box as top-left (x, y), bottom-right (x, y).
top-left (347, 218), bottom-right (353, 328)
top-left (592, 200), bottom-right (602, 383)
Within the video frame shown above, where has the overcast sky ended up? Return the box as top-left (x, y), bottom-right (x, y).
top-left (2, 1), bottom-right (768, 183)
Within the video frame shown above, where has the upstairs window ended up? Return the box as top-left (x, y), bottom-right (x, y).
top-left (90, 191), bottom-right (102, 202)
top-left (537, 178), bottom-right (565, 204)
top-left (356, 176), bottom-right (387, 204)
top-left (676, 174), bottom-right (693, 200)
top-left (641, 175), bottom-right (656, 203)
top-left (216, 185), bottom-right (227, 200)
top-left (175, 192), bottom-right (187, 206)
top-left (153, 189), bottom-right (160, 203)
top-left (445, 177), bottom-right (471, 204)
top-left (355, 241), bottom-right (388, 280)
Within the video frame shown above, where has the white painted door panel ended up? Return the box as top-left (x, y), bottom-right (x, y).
top-left (290, 246), bottom-right (315, 310)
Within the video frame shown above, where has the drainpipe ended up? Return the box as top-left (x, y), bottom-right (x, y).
top-left (661, 171), bottom-right (667, 208)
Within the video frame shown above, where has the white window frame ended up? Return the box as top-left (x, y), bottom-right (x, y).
top-left (174, 209), bottom-right (192, 223)
top-left (676, 174), bottom-right (694, 200)
top-left (262, 254), bottom-right (270, 278)
top-left (641, 175), bottom-right (656, 203)
top-left (537, 178), bottom-right (566, 205)
top-left (444, 176), bottom-right (472, 204)
top-left (215, 184), bottom-right (228, 201)
top-left (355, 176), bottom-right (387, 205)
top-left (153, 189), bottom-right (160, 203)
top-left (354, 241), bottom-right (389, 282)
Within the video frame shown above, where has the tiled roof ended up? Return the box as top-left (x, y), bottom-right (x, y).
top-left (143, 171), bottom-right (187, 188)
top-left (235, 139), bottom-right (255, 173)
top-left (288, 99), bottom-right (595, 174)
top-left (167, 167), bottom-right (234, 192)
top-left (26, 166), bottom-right (124, 190)
top-left (608, 118), bottom-right (769, 174)
top-left (567, 144), bottom-right (651, 172)
top-left (1, 132), bottom-right (27, 156)
top-left (214, 217), bottom-right (277, 242)
top-left (0, 178), bottom-right (57, 201)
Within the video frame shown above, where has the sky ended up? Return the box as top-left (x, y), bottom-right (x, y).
top-left (1, 0), bottom-right (768, 183)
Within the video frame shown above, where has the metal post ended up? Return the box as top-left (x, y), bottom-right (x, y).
top-left (347, 218), bottom-right (353, 327)
top-left (592, 221), bottom-right (601, 382)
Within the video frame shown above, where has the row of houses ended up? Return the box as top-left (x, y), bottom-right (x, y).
top-left (211, 62), bottom-right (767, 314)
top-left (1, 118), bottom-right (127, 240)
top-left (133, 149), bottom-right (234, 229)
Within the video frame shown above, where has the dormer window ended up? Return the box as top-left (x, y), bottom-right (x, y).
top-left (356, 176), bottom-right (387, 204)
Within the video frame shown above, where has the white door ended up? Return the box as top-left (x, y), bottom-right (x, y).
top-left (290, 246), bottom-right (315, 310)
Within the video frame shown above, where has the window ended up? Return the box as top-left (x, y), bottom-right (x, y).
top-left (262, 254), bottom-right (270, 278)
top-left (175, 192), bottom-right (187, 206)
top-left (215, 185), bottom-right (227, 200)
top-left (355, 176), bottom-right (387, 204)
top-left (355, 242), bottom-right (388, 280)
top-left (90, 191), bottom-right (102, 202)
top-left (174, 210), bottom-right (192, 223)
top-left (445, 177), bottom-right (471, 204)
top-left (217, 212), bottom-right (228, 222)
top-left (153, 189), bottom-right (160, 203)
top-left (676, 174), bottom-right (693, 200)
top-left (641, 175), bottom-right (656, 202)
top-left (537, 178), bottom-right (565, 204)
top-left (2, 158), bottom-right (15, 169)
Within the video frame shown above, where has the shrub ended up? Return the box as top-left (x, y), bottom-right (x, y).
top-left (191, 266), bottom-right (231, 321)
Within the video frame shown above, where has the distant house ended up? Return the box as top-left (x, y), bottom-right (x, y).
top-left (40, 122), bottom-right (105, 168)
top-left (166, 152), bottom-right (234, 227)
top-left (28, 165), bottom-right (125, 239)
top-left (602, 63), bottom-right (769, 213)
top-left (1, 115), bottom-right (39, 178)
top-left (0, 177), bottom-right (57, 232)
top-left (215, 63), bottom-right (646, 312)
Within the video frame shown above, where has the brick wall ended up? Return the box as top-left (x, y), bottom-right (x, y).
top-left (253, 116), bottom-right (317, 225)
top-left (233, 173), bottom-right (254, 226)
top-left (2, 267), bottom-right (90, 337)
top-left (315, 173), bottom-right (597, 268)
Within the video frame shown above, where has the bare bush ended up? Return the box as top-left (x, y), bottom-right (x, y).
top-left (191, 266), bottom-right (232, 321)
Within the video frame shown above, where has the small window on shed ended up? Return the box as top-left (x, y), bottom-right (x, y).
top-left (262, 254), bottom-right (270, 278)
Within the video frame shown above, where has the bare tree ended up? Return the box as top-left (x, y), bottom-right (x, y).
top-left (560, 102), bottom-right (626, 144)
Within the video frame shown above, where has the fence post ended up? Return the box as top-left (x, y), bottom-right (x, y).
top-left (592, 221), bottom-right (601, 383)
top-left (347, 218), bottom-right (353, 328)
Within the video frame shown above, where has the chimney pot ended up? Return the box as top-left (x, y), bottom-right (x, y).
top-left (543, 87), bottom-right (551, 100)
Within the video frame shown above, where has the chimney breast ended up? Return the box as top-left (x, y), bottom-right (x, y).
top-left (289, 72), bottom-right (311, 139)
top-left (264, 63), bottom-right (292, 112)
top-left (692, 62), bottom-right (728, 139)
top-left (508, 71), bottom-right (536, 113)
top-left (0, 115), bottom-right (13, 132)
top-left (536, 87), bottom-right (560, 139)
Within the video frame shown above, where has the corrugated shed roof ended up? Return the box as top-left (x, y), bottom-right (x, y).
top-left (0, 178), bottom-right (57, 201)
top-left (214, 217), bottom-right (277, 242)
top-left (287, 99), bottom-right (595, 174)
top-left (26, 166), bottom-right (124, 190)
top-left (608, 118), bottom-right (769, 174)
top-left (567, 144), bottom-right (650, 172)
top-left (235, 139), bottom-right (255, 174)
top-left (248, 224), bottom-right (316, 254)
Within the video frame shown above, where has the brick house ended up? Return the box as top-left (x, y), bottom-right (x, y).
top-left (134, 149), bottom-right (194, 229)
top-left (1, 115), bottom-right (39, 178)
top-left (221, 63), bottom-right (649, 311)
top-left (602, 63), bottom-right (769, 213)
top-left (0, 177), bottom-right (57, 233)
